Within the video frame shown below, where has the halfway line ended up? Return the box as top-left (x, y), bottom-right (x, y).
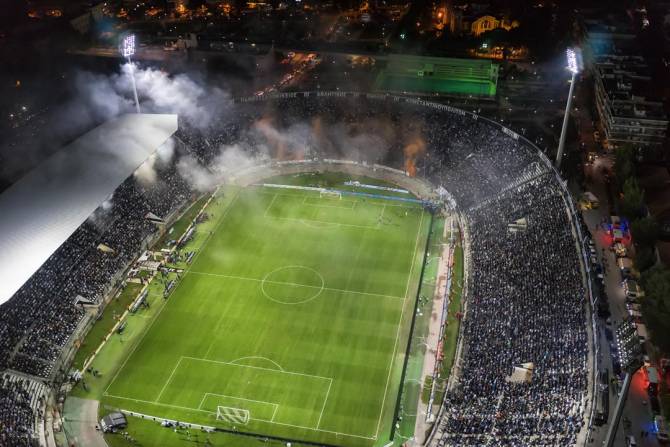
top-left (187, 270), bottom-right (403, 300)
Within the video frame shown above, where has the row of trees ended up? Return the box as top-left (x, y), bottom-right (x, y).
top-left (615, 147), bottom-right (670, 354)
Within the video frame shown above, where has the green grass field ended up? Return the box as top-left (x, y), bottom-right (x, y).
top-left (100, 183), bottom-right (431, 447)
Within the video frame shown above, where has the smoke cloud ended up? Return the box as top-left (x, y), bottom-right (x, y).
top-left (119, 64), bottom-right (232, 129)
top-left (133, 137), bottom-right (176, 186)
top-left (177, 141), bottom-right (270, 192)
top-left (403, 135), bottom-right (426, 177)
top-left (1, 63), bottom-right (234, 184)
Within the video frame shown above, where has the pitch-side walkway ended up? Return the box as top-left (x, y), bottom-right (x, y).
top-left (412, 217), bottom-right (453, 445)
top-left (62, 397), bottom-right (108, 447)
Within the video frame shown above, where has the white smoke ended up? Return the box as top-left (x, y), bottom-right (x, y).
top-left (251, 119), bottom-right (315, 160)
top-left (87, 193), bottom-right (114, 230)
top-left (211, 143), bottom-right (265, 174)
top-left (134, 154), bottom-right (158, 185)
top-left (177, 155), bottom-right (221, 192)
top-left (176, 140), bottom-right (270, 192)
top-left (117, 64), bottom-right (232, 129)
top-left (156, 137), bottom-right (176, 167)
top-left (102, 194), bottom-right (114, 210)
top-left (1, 63), bottom-right (235, 184)
top-left (133, 137), bottom-right (177, 186)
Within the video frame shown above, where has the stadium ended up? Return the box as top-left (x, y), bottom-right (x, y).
top-left (0, 92), bottom-right (595, 447)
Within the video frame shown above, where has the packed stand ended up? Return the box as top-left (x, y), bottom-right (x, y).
top-left (0, 373), bottom-right (46, 447)
top-left (0, 151), bottom-right (193, 380)
top-left (433, 177), bottom-right (587, 446)
top-left (187, 94), bottom-right (587, 446)
top-left (0, 93), bottom-right (588, 446)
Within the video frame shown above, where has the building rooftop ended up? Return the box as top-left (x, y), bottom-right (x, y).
top-left (596, 55), bottom-right (667, 121)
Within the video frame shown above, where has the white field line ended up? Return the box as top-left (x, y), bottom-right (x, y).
top-left (256, 418), bottom-right (375, 440)
top-left (376, 203), bottom-right (387, 229)
top-left (302, 195), bottom-right (357, 210)
top-left (199, 392), bottom-right (279, 414)
top-left (316, 378), bottom-right (333, 429)
top-left (198, 393), bottom-right (207, 410)
top-left (105, 393), bottom-right (215, 415)
top-left (276, 215), bottom-right (378, 230)
top-left (254, 189), bottom-right (419, 209)
top-left (181, 356), bottom-right (333, 382)
top-left (229, 356), bottom-right (284, 371)
top-left (115, 401), bottom-right (375, 440)
top-left (374, 209), bottom-right (426, 439)
top-left (187, 270), bottom-right (403, 300)
top-left (155, 357), bottom-right (183, 402)
top-left (263, 193), bottom-right (279, 218)
top-left (155, 356), bottom-right (338, 432)
top-left (306, 202), bottom-right (356, 210)
top-left (106, 189), bottom-right (420, 441)
top-left (104, 192), bottom-right (241, 396)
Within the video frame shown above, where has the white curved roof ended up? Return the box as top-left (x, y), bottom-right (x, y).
top-left (0, 113), bottom-right (178, 305)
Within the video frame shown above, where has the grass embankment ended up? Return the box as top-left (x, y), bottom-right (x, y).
top-left (418, 239), bottom-right (463, 411)
top-left (70, 194), bottom-right (213, 373)
top-left (391, 217), bottom-right (443, 444)
top-left (155, 194), bottom-right (209, 250)
top-left (71, 283), bottom-right (143, 371)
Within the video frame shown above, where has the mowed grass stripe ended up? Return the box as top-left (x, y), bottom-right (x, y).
top-left (102, 185), bottom-right (428, 446)
top-left (103, 189), bottom-right (240, 397)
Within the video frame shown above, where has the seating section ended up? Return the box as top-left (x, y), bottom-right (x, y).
top-left (0, 373), bottom-right (47, 447)
top-left (0, 94), bottom-right (588, 446)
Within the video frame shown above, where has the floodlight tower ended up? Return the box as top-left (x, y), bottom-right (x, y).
top-left (122, 34), bottom-right (141, 113)
top-left (555, 48), bottom-right (583, 170)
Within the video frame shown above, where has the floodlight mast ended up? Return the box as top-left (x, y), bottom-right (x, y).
top-left (555, 48), bottom-right (582, 170)
top-left (122, 35), bottom-right (141, 114)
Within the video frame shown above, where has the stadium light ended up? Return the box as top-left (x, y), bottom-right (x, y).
top-left (121, 34), bottom-right (141, 113)
top-left (566, 48), bottom-right (579, 74)
top-left (122, 34), bottom-right (135, 58)
top-left (555, 48), bottom-right (582, 169)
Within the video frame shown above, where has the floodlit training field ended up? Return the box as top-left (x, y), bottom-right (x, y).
top-left (102, 180), bottom-right (431, 446)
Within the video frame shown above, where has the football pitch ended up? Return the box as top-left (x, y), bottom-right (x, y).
top-left (102, 183), bottom-right (431, 446)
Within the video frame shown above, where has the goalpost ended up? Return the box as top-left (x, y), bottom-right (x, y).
top-left (216, 406), bottom-right (250, 425)
top-left (319, 189), bottom-right (342, 200)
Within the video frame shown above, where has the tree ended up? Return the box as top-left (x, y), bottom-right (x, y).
top-left (641, 266), bottom-right (670, 301)
top-left (620, 177), bottom-right (644, 219)
top-left (640, 266), bottom-right (670, 354)
top-left (614, 146), bottom-right (635, 185)
top-left (635, 245), bottom-right (656, 272)
top-left (631, 216), bottom-right (660, 248)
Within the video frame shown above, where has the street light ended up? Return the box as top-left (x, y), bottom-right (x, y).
top-left (121, 34), bottom-right (141, 113)
top-left (555, 48), bottom-right (583, 169)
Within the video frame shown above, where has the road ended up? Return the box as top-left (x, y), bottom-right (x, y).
top-left (575, 76), bottom-right (661, 446)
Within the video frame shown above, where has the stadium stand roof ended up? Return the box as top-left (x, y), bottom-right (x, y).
top-left (0, 113), bottom-right (178, 305)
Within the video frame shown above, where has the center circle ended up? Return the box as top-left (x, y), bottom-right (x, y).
top-left (261, 265), bottom-right (325, 305)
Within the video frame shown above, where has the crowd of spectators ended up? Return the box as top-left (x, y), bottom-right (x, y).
top-left (434, 177), bottom-right (588, 446)
top-left (210, 94), bottom-right (588, 445)
top-left (0, 373), bottom-right (45, 447)
top-left (0, 151), bottom-right (193, 380)
top-left (0, 93), bottom-right (588, 446)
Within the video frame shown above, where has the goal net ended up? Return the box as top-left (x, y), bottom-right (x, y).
top-left (216, 406), bottom-right (250, 425)
top-left (319, 190), bottom-right (342, 200)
